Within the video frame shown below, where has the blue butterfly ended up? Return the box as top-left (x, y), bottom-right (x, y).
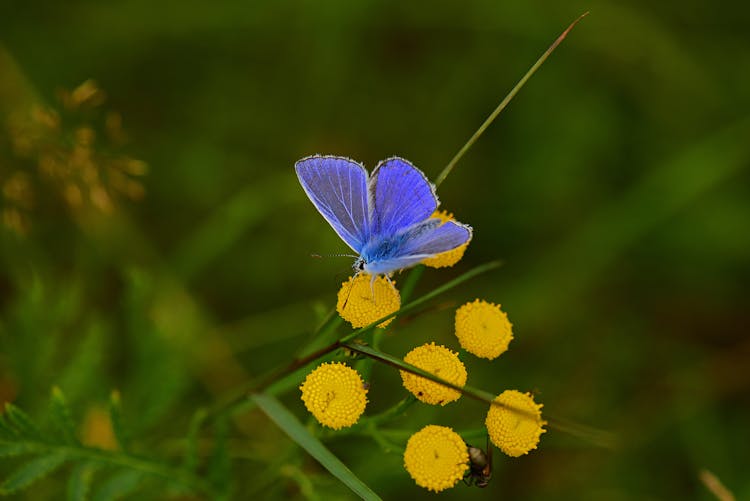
top-left (295, 155), bottom-right (472, 277)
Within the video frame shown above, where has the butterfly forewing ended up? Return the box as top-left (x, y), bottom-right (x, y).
top-left (295, 155), bottom-right (371, 252)
top-left (369, 157), bottom-right (438, 239)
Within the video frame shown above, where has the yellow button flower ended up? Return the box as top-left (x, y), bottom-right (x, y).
top-left (421, 211), bottom-right (471, 268)
top-left (400, 343), bottom-right (467, 405)
top-left (336, 273), bottom-right (400, 328)
top-left (404, 425), bottom-right (469, 492)
top-left (485, 390), bottom-right (546, 457)
top-left (455, 299), bottom-right (513, 359)
top-left (299, 362), bottom-right (368, 430)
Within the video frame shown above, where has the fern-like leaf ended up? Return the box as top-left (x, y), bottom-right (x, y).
top-left (108, 391), bottom-right (128, 452)
top-left (50, 387), bottom-right (79, 445)
top-left (0, 442), bottom-right (37, 458)
top-left (0, 392), bottom-right (215, 499)
top-left (67, 462), bottom-right (98, 501)
top-left (91, 470), bottom-right (144, 501)
top-left (207, 417), bottom-right (231, 501)
top-left (3, 404), bottom-right (43, 441)
top-left (183, 408), bottom-right (207, 473)
top-left (0, 415), bottom-right (19, 440)
top-left (0, 451), bottom-right (69, 494)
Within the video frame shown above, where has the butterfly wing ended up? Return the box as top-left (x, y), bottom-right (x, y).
top-left (369, 157), bottom-right (438, 239)
top-left (364, 219), bottom-right (472, 275)
top-left (295, 155), bottom-right (371, 252)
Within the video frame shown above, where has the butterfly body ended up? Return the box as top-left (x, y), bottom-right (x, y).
top-left (296, 155), bottom-right (471, 277)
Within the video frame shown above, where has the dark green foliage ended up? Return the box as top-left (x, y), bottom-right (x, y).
top-left (67, 463), bottom-right (98, 501)
top-left (90, 470), bottom-right (144, 501)
top-left (207, 418), bottom-right (231, 501)
top-left (1, 2), bottom-right (749, 499)
top-left (50, 387), bottom-right (80, 446)
top-left (0, 452), bottom-right (69, 495)
top-left (0, 389), bottom-right (217, 499)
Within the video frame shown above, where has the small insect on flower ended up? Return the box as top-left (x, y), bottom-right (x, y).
top-left (295, 156), bottom-right (472, 278)
top-left (299, 362), bottom-right (368, 430)
top-left (336, 273), bottom-right (400, 328)
top-left (485, 390), bottom-right (546, 457)
top-left (464, 437), bottom-right (492, 488)
top-left (421, 210), bottom-right (471, 268)
top-left (404, 425), bottom-right (469, 492)
top-left (455, 299), bottom-right (513, 359)
top-left (400, 343), bottom-right (467, 406)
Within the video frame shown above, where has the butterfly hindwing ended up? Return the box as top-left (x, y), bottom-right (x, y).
top-left (399, 219), bottom-right (472, 257)
top-left (295, 155), bottom-right (371, 252)
top-left (369, 157), bottom-right (438, 239)
top-left (363, 218), bottom-right (472, 275)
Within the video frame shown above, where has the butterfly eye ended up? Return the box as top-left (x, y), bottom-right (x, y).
top-left (352, 258), bottom-right (365, 273)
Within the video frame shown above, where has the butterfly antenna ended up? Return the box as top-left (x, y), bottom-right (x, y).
top-left (434, 11), bottom-right (589, 187)
top-left (311, 253), bottom-right (359, 259)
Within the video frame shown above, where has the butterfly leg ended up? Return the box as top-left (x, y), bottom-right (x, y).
top-left (369, 273), bottom-right (377, 305)
top-left (342, 271), bottom-right (360, 310)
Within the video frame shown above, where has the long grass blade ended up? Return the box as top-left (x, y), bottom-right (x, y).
top-left (252, 393), bottom-right (382, 501)
top-left (435, 12), bottom-right (589, 187)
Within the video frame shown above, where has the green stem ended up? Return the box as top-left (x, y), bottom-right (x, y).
top-left (434, 12), bottom-right (589, 187)
top-left (211, 260), bottom-right (502, 421)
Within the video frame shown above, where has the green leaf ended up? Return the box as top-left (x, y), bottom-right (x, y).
top-left (183, 408), bottom-right (207, 473)
top-left (3, 404), bottom-right (42, 441)
top-left (207, 417), bottom-right (230, 500)
top-left (91, 470), bottom-right (143, 501)
top-left (0, 442), bottom-right (38, 457)
top-left (252, 393), bottom-right (381, 501)
top-left (108, 391), bottom-right (128, 451)
top-left (0, 415), bottom-right (19, 439)
top-left (0, 451), bottom-right (68, 494)
top-left (50, 386), bottom-right (79, 445)
top-left (67, 462), bottom-right (98, 501)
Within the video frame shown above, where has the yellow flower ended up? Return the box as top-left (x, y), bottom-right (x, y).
top-left (336, 273), bottom-right (400, 328)
top-left (455, 299), bottom-right (513, 359)
top-left (421, 211), bottom-right (471, 268)
top-left (299, 362), bottom-right (368, 430)
top-left (400, 343), bottom-right (467, 405)
top-left (485, 390), bottom-right (546, 457)
top-left (403, 425), bottom-right (469, 492)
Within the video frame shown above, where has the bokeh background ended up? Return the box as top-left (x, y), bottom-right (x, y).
top-left (1, 1), bottom-right (748, 499)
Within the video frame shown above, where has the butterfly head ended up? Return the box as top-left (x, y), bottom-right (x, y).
top-left (352, 256), bottom-right (366, 274)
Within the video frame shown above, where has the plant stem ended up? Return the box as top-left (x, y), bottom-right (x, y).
top-left (434, 12), bottom-right (589, 187)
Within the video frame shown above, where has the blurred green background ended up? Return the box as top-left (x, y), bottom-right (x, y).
top-left (1, 1), bottom-right (748, 499)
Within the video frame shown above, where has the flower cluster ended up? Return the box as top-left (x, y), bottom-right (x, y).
top-left (298, 202), bottom-right (546, 493)
top-left (299, 362), bottom-right (368, 430)
top-left (403, 425), bottom-right (468, 492)
top-left (455, 299), bottom-right (513, 359)
top-left (400, 343), bottom-right (466, 405)
top-left (336, 273), bottom-right (400, 328)
top-left (486, 390), bottom-right (546, 457)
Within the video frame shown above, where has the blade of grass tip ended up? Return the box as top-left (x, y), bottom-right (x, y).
top-left (544, 415), bottom-right (618, 449)
top-left (252, 394), bottom-right (382, 501)
top-left (434, 11), bottom-right (589, 187)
